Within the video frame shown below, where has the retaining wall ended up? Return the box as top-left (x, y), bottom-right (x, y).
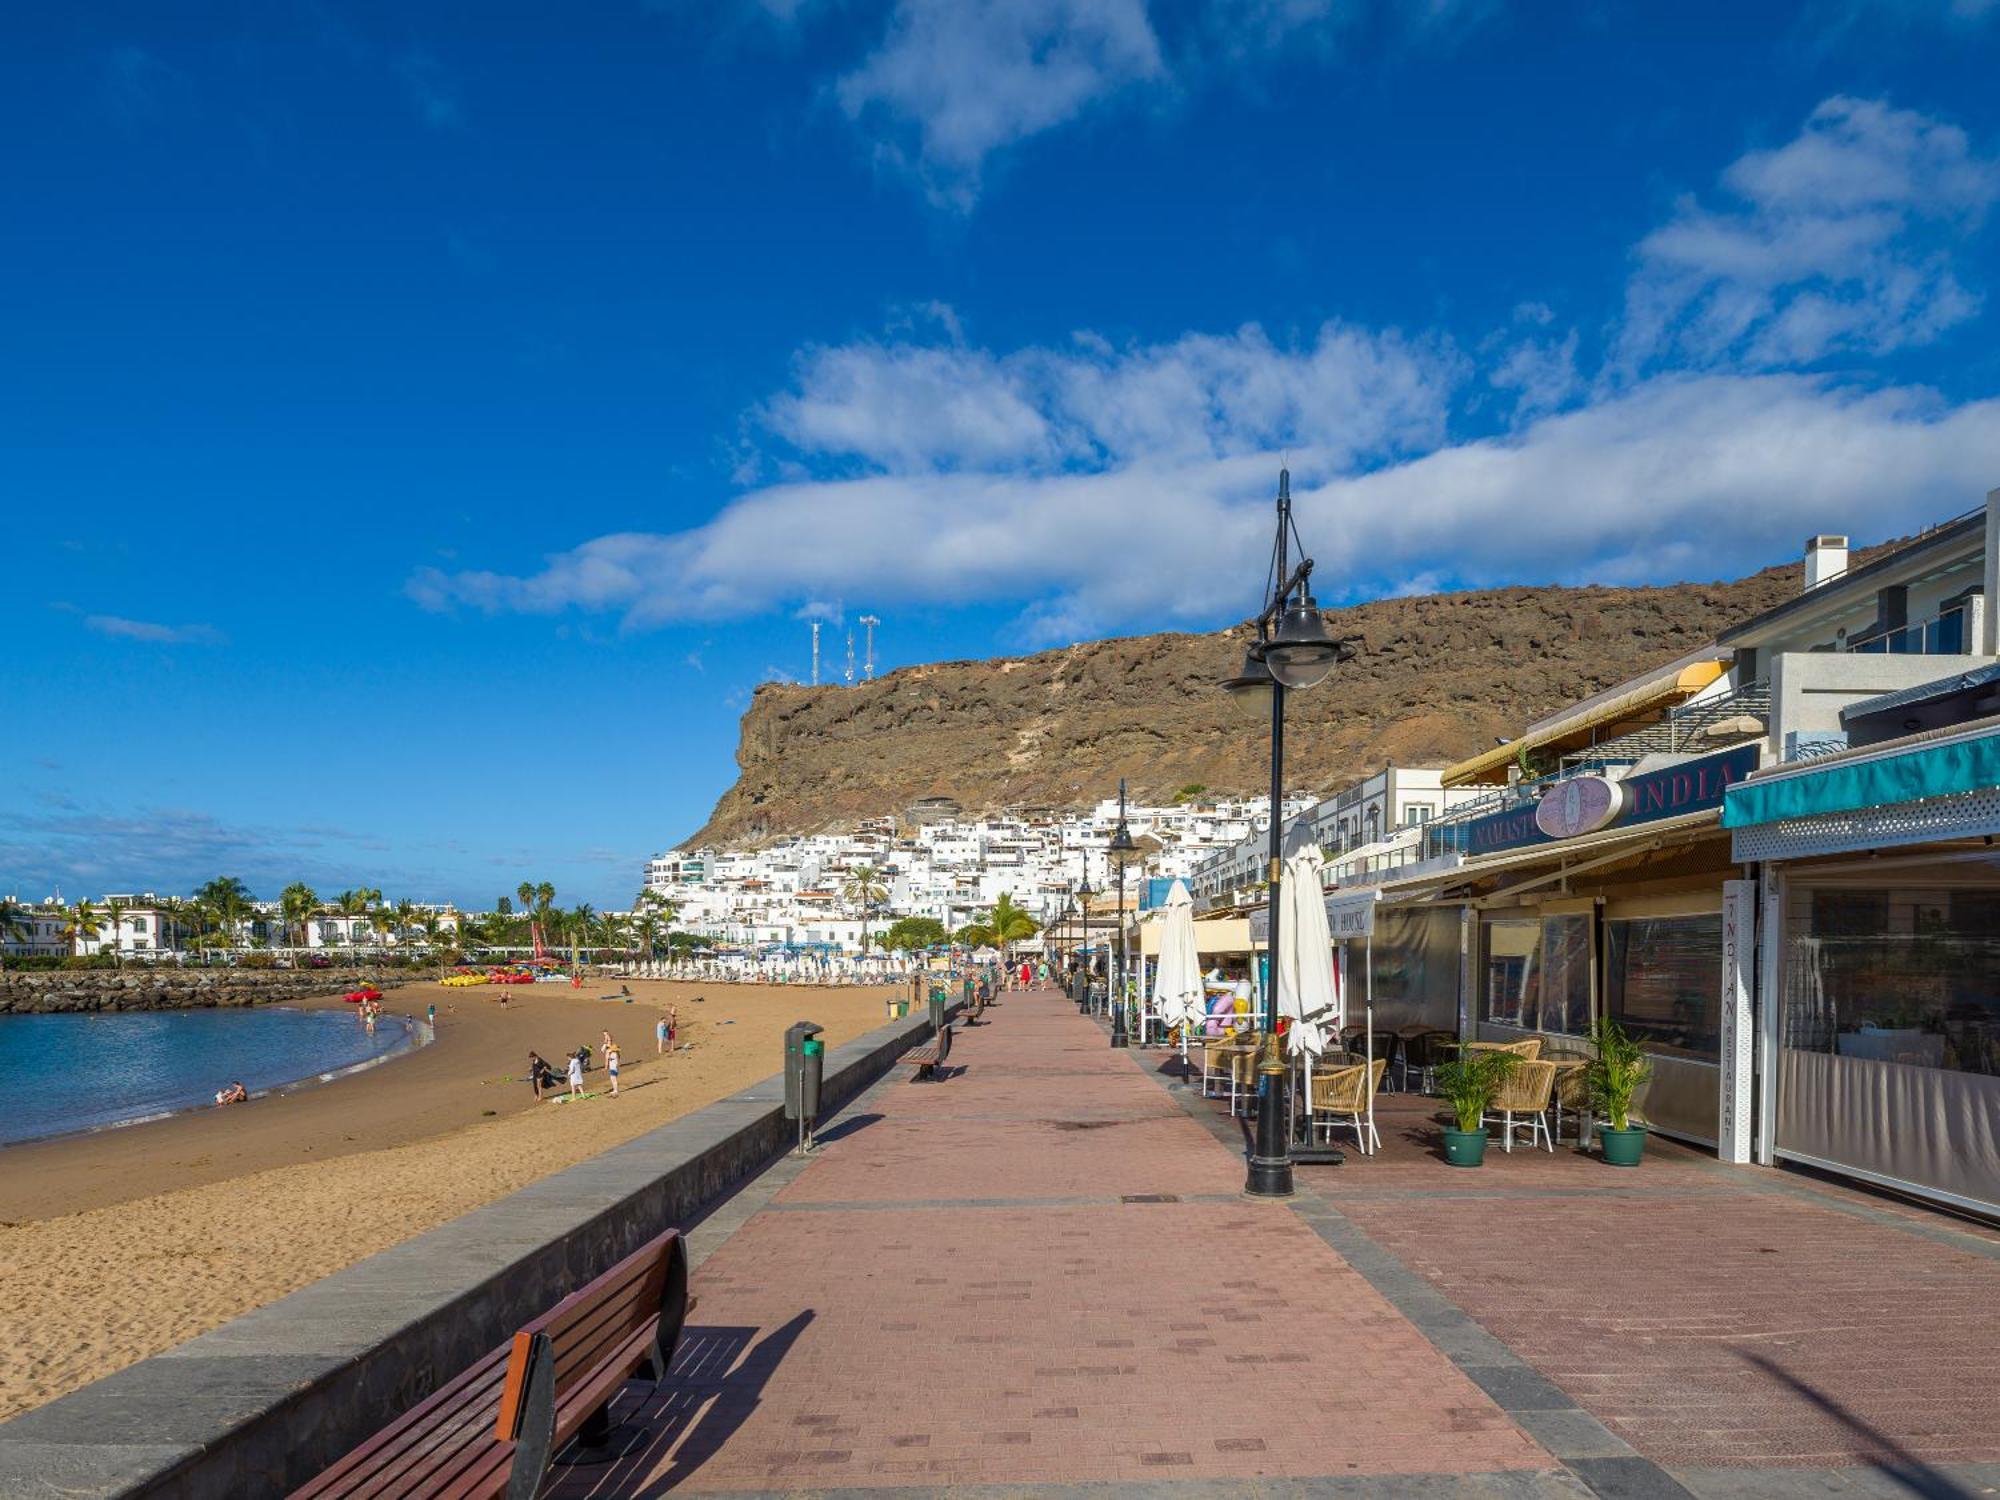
top-left (0, 1002), bottom-right (946, 1498)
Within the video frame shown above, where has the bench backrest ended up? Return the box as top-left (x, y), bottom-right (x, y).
top-left (936, 1022), bottom-right (953, 1066)
top-left (495, 1228), bottom-right (687, 1441)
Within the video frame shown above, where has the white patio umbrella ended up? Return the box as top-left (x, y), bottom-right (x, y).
top-left (1151, 880), bottom-right (1206, 1080)
top-left (1274, 843), bottom-right (1342, 1142)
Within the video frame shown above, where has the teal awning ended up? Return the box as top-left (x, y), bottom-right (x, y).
top-left (1723, 732), bottom-right (2000, 829)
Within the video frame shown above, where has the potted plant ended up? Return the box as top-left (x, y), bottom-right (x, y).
top-left (1587, 1017), bottom-right (1653, 1167)
top-left (1434, 1047), bottom-right (1519, 1167)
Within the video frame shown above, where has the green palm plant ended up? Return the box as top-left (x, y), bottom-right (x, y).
top-left (1587, 1017), bottom-right (1653, 1133)
top-left (567, 902), bottom-right (595, 969)
top-left (841, 864), bottom-right (889, 951)
top-left (961, 892), bottom-right (1039, 966)
top-left (279, 882), bottom-right (321, 954)
top-left (0, 897), bottom-right (34, 969)
top-left (63, 899), bottom-right (102, 958)
top-left (101, 898), bottom-right (128, 969)
top-left (195, 877), bottom-right (252, 952)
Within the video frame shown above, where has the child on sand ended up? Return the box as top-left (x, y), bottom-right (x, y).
top-left (655, 1014), bottom-right (669, 1055)
top-left (566, 1050), bottom-right (585, 1100)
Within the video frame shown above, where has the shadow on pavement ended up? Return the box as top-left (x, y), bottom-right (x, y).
top-left (1738, 1350), bottom-right (1980, 1499)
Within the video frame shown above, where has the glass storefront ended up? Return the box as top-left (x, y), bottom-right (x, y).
top-left (1785, 882), bottom-right (2000, 1077)
top-left (1604, 915), bottom-right (1723, 1059)
top-left (1776, 859), bottom-right (2000, 1217)
top-left (1362, 905), bottom-right (1461, 1033)
top-left (1479, 914), bottom-right (1590, 1036)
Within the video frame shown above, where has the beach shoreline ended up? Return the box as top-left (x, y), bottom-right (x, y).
top-left (0, 1005), bottom-right (430, 1151)
top-left (0, 977), bottom-right (900, 1419)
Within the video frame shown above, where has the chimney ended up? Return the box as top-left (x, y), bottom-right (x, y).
top-left (1804, 534), bottom-right (1849, 592)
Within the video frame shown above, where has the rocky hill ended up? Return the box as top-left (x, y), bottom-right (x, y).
top-left (687, 561), bottom-right (1809, 848)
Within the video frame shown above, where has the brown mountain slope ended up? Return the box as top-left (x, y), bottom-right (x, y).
top-left (687, 561), bottom-right (1808, 848)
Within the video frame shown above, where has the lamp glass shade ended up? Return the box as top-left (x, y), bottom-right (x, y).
top-left (1107, 820), bottom-right (1138, 861)
top-left (1264, 595), bottom-right (1340, 690)
top-left (1220, 644), bottom-right (1276, 718)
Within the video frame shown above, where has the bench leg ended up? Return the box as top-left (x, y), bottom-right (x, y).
top-left (578, 1400), bottom-right (615, 1450)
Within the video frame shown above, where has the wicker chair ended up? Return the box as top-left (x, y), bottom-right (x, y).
top-left (1466, 1038), bottom-right (1543, 1062)
top-left (1227, 1037), bottom-right (1267, 1116)
top-left (1309, 1057), bottom-right (1387, 1155)
top-left (1201, 1036), bottom-right (1243, 1101)
top-left (1481, 1059), bottom-right (1558, 1152)
top-left (1397, 1027), bottom-right (1453, 1093)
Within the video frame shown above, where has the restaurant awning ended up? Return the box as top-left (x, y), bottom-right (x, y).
top-left (1723, 723), bottom-right (2000, 829)
top-left (1443, 656), bottom-right (1728, 786)
top-left (1374, 808), bottom-right (1724, 898)
top-left (1137, 915), bottom-right (1255, 957)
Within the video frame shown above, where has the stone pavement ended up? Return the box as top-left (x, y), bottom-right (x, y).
top-left (549, 988), bottom-right (2000, 1498)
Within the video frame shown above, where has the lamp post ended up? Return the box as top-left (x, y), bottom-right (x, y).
top-left (1076, 857), bottom-right (1095, 1013)
top-left (1107, 779), bottom-right (1138, 1048)
top-left (1220, 466), bottom-right (1352, 1199)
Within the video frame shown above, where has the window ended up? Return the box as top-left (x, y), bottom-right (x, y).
top-left (1784, 882), bottom-right (2000, 1075)
top-left (1480, 915), bottom-right (1591, 1036)
top-left (1606, 915), bottom-right (1722, 1059)
top-left (1404, 803), bottom-right (1434, 826)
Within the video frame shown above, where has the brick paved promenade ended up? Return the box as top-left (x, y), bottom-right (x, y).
top-left (552, 986), bottom-right (2000, 1498)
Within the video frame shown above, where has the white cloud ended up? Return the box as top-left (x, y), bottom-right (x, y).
top-left (760, 318), bottom-right (1462, 473)
top-left (837, 0), bottom-right (1163, 208)
top-left (82, 615), bottom-right (225, 646)
top-left (410, 370), bottom-right (2000, 645)
top-left (1616, 96), bottom-right (1999, 374)
top-left (409, 94), bottom-right (2000, 649)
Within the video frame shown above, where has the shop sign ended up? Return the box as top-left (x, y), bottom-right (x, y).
top-left (1534, 775), bottom-right (1624, 839)
top-left (1464, 743), bottom-right (1762, 858)
top-left (1717, 879), bottom-right (1755, 1165)
top-left (1324, 890), bottom-right (1379, 939)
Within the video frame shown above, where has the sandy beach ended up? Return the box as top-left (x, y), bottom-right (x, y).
top-left (0, 977), bottom-right (902, 1421)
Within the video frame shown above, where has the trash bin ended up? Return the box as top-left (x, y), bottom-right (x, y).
top-left (928, 989), bottom-right (947, 1040)
top-left (783, 1020), bottom-right (825, 1122)
top-left (799, 1035), bottom-right (824, 1123)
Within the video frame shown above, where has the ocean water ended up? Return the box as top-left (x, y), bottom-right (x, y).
top-left (0, 1007), bottom-right (423, 1146)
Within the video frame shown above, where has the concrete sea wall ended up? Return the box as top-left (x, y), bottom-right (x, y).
top-left (0, 968), bottom-right (414, 1014)
top-left (0, 1000), bottom-right (948, 1498)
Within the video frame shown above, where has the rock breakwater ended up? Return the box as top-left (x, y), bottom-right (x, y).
top-left (0, 969), bottom-right (415, 1015)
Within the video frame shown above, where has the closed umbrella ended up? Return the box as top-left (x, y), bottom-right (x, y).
top-left (1275, 843), bottom-right (1341, 1143)
top-left (1152, 880), bottom-right (1205, 1081)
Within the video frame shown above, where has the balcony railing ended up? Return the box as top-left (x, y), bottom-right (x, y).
top-left (1842, 603), bottom-right (1970, 657)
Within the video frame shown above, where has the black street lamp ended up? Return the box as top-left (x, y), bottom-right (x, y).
top-left (1220, 466), bottom-right (1353, 1199)
top-left (1107, 780), bottom-right (1139, 1048)
top-left (1075, 857), bottom-right (1096, 1012)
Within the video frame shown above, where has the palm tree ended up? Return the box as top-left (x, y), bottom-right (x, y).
top-left (63, 899), bottom-right (102, 958)
top-left (280, 882), bottom-right (320, 955)
top-left (841, 864), bottom-right (889, 952)
top-left (567, 902), bottom-right (595, 971)
top-left (515, 882), bottom-right (535, 944)
top-left (369, 906), bottom-right (396, 953)
top-left (101, 897), bottom-right (128, 969)
top-left (195, 876), bottom-right (253, 952)
top-left (961, 892), bottom-right (1039, 968)
top-left (0, 897), bottom-right (33, 969)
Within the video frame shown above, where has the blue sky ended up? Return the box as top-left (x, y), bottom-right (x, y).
top-left (6, 0), bottom-right (2000, 910)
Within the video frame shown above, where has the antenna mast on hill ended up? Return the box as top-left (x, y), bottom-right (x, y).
top-left (810, 621), bottom-right (821, 686)
top-left (844, 628), bottom-right (855, 686)
top-left (860, 614), bottom-right (880, 680)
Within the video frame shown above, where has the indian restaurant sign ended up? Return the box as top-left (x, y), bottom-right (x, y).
top-left (1463, 744), bottom-right (1760, 859)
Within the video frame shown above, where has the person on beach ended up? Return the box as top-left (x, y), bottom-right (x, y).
top-left (427, 1003), bottom-right (436, 1031)
top-left (603, 1035), bottom-right (621, 1096)
top-left (566, 1049), bottom-right (585, 1100)
top-left (215, 1081), bottom-right (247, 1105)
top-left (655, 1013), bottom-right (669, 1055)
top-left (528, 1051), bottom-right (554, 1099)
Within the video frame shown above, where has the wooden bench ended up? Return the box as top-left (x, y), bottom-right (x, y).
top-left (962, 990), bottom-right (988, 1025)
top-left (293, 1228), bottom-right (690, 1500)
top-left (901, 1020), bottom-right (954, 1081)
